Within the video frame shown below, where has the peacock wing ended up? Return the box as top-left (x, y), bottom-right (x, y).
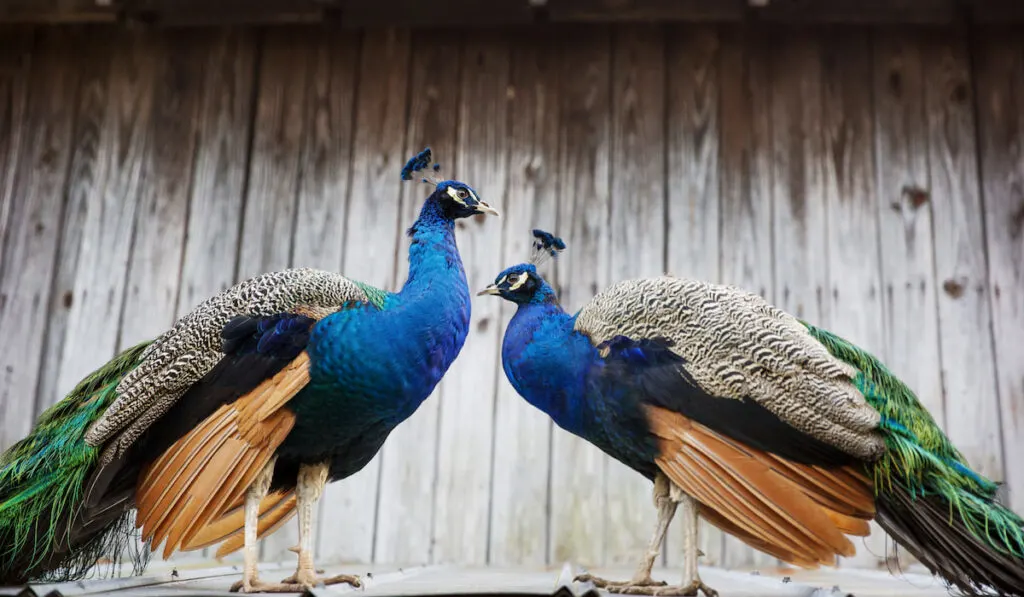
top-left (130, 311), bottom-right (316, 559)
top-left (586, 330), bottom-right (878, 569)
top-left (574, 275), bottom-right (885, 461)
top-left (84, 268), bottom-right (386, 465)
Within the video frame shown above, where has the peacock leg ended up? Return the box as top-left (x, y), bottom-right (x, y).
top-left (575, 473), bottom-right (675, 591)
top-left (279, 462), bottom-right (361, 589)
top-left (646, 493), bottom-right (717, 597)
top-left (230, 457), bottom-right (283, 593)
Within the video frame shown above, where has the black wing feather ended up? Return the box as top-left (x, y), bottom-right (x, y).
top-left (597, 335), bottom-right (856, 468)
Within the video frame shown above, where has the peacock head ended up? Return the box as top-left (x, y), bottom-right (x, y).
top-left (401, 147), bottom-right (499, 219)
top-left (478, 229), bottom-right (565, 304)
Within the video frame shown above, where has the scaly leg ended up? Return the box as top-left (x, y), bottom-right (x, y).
top-left (575, 473), bottom-right (676, 590)
top-left (279, 462), bottom-right (361, 589)
top-left (230, 457), bottom-right (284, 593)
top-left (656, 493), bottom-right (717, 597)
top-left (577, 479), bottom-right (717, 597)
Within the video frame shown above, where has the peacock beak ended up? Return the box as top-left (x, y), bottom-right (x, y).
top-left (474, 202), bottom-right (500, 217)
top-left (477, 284), bottom-right (501, 296)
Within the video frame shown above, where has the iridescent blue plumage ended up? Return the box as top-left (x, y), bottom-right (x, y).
top-left (273, 151), bottom-right (498, 485)
top-left (276, 194), bottom-right (474, 478)
top-left (490, 267), bottom-right (658, 478)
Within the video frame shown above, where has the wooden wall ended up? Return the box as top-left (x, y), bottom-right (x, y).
top-left (0, 22), bottom-right (1022, 572)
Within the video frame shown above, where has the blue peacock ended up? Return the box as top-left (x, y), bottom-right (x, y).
top-left (480, 229), bottom-right (1024, 597)
top-left (0, 148), bottom-right (499, 592)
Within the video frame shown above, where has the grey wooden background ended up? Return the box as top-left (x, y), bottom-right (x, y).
top-left (0, 23), bottom-right (1022, 573)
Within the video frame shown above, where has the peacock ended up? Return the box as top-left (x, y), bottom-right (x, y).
top-left (479, 229), bottom-right (1024, 597)
top-left (0, 148), bottom-right (499, 592)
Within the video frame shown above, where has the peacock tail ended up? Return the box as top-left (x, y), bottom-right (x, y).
top-left (805, 322), bottom-right (1024, 595)
top-left (0, 341), bottom-right (152, 584)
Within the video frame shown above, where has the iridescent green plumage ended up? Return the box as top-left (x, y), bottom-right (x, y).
top-left (806, 323), bottom-right (1024, 594)
top-left (0, 342), bottom-right (152, 583)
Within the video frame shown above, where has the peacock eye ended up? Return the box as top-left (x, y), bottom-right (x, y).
top-left (456, 189), bottom-right (468, 199)
top-left (507, 274), bottom-right (519, 284)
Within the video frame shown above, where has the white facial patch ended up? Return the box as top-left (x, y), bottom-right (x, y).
top-left (446, 186), bottom-right (468, 206)
top-left (508, 275), bottom-right (528, 291)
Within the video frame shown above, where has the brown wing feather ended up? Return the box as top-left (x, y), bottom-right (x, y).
top-left (182, 491), bottom-right (296, 552)
top-left (646, 405), bottom-right (876, 568)
top-left (213, 493), bottom-right (299, 558)
top-left (135, 353), bottom-right (310, 559)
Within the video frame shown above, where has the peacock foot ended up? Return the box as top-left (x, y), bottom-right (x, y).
top-left (614, 580), bottom-right (718, 597)
top-left (279, 568), bottom-right (362, 589)
top-left (574, 573), bottom-right (668, 589)
top-left (229, 578), bottom-right (308, 593)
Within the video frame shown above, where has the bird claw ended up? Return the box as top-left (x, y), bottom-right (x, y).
top-left (229, 578), bottom-right (306, 593)
top-left (573, 573), bottom-right (668, 589)
top-left (279, 569), bottom-right (361, 589)
top-left (615, 581), bottom-right (718, 597)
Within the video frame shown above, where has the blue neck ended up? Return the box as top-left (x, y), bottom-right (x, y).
top-left (501, 298), bottom-right (596, 434)
top-left (400, 197), bottom-right (466, 298)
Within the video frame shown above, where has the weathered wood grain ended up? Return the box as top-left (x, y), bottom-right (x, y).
top-left (921, 30), bottom-right (1004, 485)
top-left (0, 28), bottom-right (78, 448)
top-left (373, 29), bottom-right (458, 566)
top-left (47, 30), bottom-right (154, 405)
top-left (174, 29), bottom-right (256, 315)
top-left (769, 29), bottom-right (828, 326)
top-left (663, 23), bottom-right (723, 570)
top-left (235, 29), bottom-right (307, 284)
top-left (32, 32), bottom-right (111, 414)
top-left (819, 28), bottom-right (888, 569)
top-left (486, 28), bottom-right (559, 567)
top-left (118, 30), bottom-right (203, 350)
top-left (871, 31), bottom-right (944, 427)
top-left (317, 28), bottom-right (410, 565)
top-left (603, 23), bottom-right (665, 568)
top-left (716, 25), bottom-right (775, 569)
top-left (432, 32), bottom-right (510, 565)
top-left (974, 28), bottom-right (1024, 513)
top-left (282, 27), bottom-right (361, 561)
top-left (549, 25), bottom-right (611, 568)
top-left (0, 27), bottom-right (31, 284)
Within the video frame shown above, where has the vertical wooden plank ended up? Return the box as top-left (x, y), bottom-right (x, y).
top-left (432, 31), bottom-right (510, 565)
top-left (486, 28), bottom-right (559, 567)
top-left (374, 29), bottom-right (458, 566)
top-left (175, 29), bottom-right (256, 315)
top-left (549, 25), bottom-right (611, 568)
top-left (769, 30), bottom-right (829, 326)
top-left (0, 29), bottom-right (79, 449)
top-left (922, 31), bottom-right (1003, 482)
top-left (118, 30), bottom-right (203, 349)
top-left (975, 28), bottom-right (1024, 513)
top-left (291, 29), bottom-right (360, 564)
top-left (235, 29), bottom-right (307, 284)
top-left (716, 25), bottom-right (775, 569)
top-left (48, 29), bottom-right (155, 404)
top-left (0, 27), bottom-right (32, 281)
top-left (872, 31), bottom-right (944, 426)
top-left (33, 30), bottom-right (111, 415)
top-left (663, 23), bottom-right (723, 569)
top-left (244, 29), bottom-right (312, 562)
top-left (604, 23), bottom-right (665, 567)
top-left (317, 28), bottom-right (410, 565)
top-left (820, 28), bottom-right (888, 569)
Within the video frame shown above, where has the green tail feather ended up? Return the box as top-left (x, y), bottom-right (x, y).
top-left (805, 322), bottom-right (1024, 595)
top-left (0, 341), bottom-right (152, 585)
